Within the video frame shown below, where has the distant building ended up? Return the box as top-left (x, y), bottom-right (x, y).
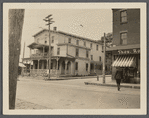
top-left (107, 9), bottom-right (140, 83)
top-left (23, 27), bottom-right (103, 77)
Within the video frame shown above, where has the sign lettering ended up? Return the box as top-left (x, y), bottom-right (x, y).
top-left (118, 49), bottom-right (140, 54)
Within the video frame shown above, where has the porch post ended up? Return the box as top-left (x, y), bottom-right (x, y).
top-left (88, 62), bottom-right (90, 75)
top-left (71, 61), bottom-right (74, 75)
top-left (65, 60), bottom-right (68, 75)
top-left (38, 60), bottom-right (40, 69)
top-left (43, 46), bottom-right (45, 56)
top-left (46, 59), bottom-right (48, 69)
top-left (30, 60), bottom-right (32, 76)
top-left (56, 57), bottom-right (59, 78)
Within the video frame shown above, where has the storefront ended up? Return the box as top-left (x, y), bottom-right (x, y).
top-left (107, 46), bottom-right (140, 84)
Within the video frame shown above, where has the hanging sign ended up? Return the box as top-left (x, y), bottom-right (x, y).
top-left (117, 48), bottom-right (140, 54)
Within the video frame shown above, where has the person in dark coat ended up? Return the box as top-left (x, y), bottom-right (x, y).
top-left (114, 68), bottom-right (123, 91)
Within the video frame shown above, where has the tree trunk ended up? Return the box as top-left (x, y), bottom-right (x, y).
top-left (9, 9), bottom-right (25, 109)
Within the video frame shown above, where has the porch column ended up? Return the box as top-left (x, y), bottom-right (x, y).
top-left (42, 60), bottom-right (44, 69)
top-left (43, 46), bottom-right (45, 56)
top-left (38, 60), bottom-right (40, 69)
top-left (46, 59), bottom-right (48, 69)
top-left (56, 57), bottom-right (59, 77)
top-left (71, 61), bottom-right (74, 75)
top-left (88, 62), bottom-right (90, 75)
top-left (65, 60), bottom-right (68, 75)
top-left (30, 60), bottom-right (32, 76)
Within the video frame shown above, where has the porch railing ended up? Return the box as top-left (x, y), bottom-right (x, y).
top-left (30, 69), bottom-right (60, 77)
top-left (31, 53), bottom-right (53, 58)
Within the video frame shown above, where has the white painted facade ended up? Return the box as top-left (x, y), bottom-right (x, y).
top-left (26, 29), bottom-right (103, 76)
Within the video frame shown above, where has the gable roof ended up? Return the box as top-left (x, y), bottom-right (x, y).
top-left (33, 29), bottom-right (102, 45)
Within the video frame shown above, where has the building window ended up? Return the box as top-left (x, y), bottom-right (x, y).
top-left (52, 36), bottom-right (54, 43)
top-left (57, 48), bottom-right (60, 55)
top-left (96, 45), bottom-right (98, 51)
top-left (90, 43), bottom-right (92, 48)
top-left (86, 50), bottom-right (89, 58)
top-left (76, 40), bottom-right (79, 45)
top-left (99, 56), bottom-right (101, 61)
top-left (76, 48), bottom-right (79, 57)
top-left (120, 32), bottom-right (127, 45)
top-left (75, 62), bottom-right (78, 70)
top-left (86, 63), bottom-right (88, 71)
top-left (120, 10), bottom-right (127, 23)
top-left (51, 63), bottom-right (53, 69)
top-left (84, 41), bottom-right (86, 47)
top-left (45, 41), bottom-right (47, 44)
top-left (68, 38), bottom-right (71, 43)
top-left (91, 55), bottom-right (93, 60)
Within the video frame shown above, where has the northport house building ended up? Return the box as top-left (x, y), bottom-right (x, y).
top-left (22, 27), bottom-right (103, 77)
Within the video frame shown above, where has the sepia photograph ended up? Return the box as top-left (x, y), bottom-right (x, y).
top-left (3, 3), bottom-right (147, 115)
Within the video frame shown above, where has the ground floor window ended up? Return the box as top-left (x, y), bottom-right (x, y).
top-left (86, 63), bottom-right (88, 71)
top-left (75, 62), bottom-right (78, 70)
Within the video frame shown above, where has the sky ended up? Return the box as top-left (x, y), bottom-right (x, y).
top-left (20, 9), bottom-right (112, 61)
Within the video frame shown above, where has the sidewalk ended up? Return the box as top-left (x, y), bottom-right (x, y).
top-left (84, 76), bottom-right (140, 89)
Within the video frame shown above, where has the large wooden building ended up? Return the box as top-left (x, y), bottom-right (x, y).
top-left (23, 27), bottom-right (104, 77)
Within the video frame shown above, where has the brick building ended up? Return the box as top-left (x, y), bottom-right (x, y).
top-left (107, 9), bottom-right (140, 83)
top-left (23, 27), bottom-right (103, 77)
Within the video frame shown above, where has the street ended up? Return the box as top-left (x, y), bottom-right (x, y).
top-left (16, 76), bottom-right (140, 109)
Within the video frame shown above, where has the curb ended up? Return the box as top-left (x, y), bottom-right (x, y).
top-left (84, 82), bottom-right (140, 89)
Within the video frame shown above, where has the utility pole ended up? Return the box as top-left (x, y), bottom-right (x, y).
top-left (103, 33), bottom-right (106, 83)
top-left (43, 14), bottom-right (54, 79)
top-left (9, 9), bottom-right (25, 109)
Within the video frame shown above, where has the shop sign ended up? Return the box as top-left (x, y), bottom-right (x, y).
top-left (118, 48), bottom-right (140, 54)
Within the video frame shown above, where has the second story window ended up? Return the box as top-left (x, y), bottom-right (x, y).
top-left (84, 41), bottom-right (86, 47)
top-left (68, 38), bottom-right (71, 43)
top-left (86, 50), bottom-right (89, 58)
top-left (90, 43), bottom-right (92, 48)
top-left (99, 56), bottom-right (101, 61)
top-left (91, 55), bottom-right (93, 60)
top-left (120, 32), bottom-right (127, 45)
top-left (52, 36), bottom-right (54, 43)
top-left (76, 40), bottom-right (79, 45)
top-left (57, 48), bottom-right (60, 55)
top-left (96, 45), bottom-right (98, 51)
top-left (120, 10), bottom-right (127, 23)
top-left (76, 48), bottom-right (79, 57)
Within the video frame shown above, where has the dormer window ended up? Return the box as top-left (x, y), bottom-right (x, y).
top-left (37, 38), bottom-right (39, 43)
top-left (90, 43), bottom-right (92, 48)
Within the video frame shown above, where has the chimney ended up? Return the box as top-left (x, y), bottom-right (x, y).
top-left (53, 27), bottom-right (57, 31)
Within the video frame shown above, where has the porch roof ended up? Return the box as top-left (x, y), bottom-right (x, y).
top-left (28, 42), bottom-right (50, 49)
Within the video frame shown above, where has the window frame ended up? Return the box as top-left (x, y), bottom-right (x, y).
top-left (84, 41), bottom-right (86, 47)
top-left (120, 32), bottom-right (127, 45)
top-left (75, 62), bottom-right (78, 70)
top-left (76, 40), bottom-right (79, 45)
top-left (96, 45), bottom-right (98, 51)
top-left (86, 50), bottom-right (89, 58)
top-left (57, 47), bottom-right (60, 55)
top-left (120, 10), bottom-right (127, 23)
top-left (68, 38), bottom-right (71, 43)
top-left (91, 55), bottom-right (93, 60)
top-left (76, 48), bottom-right (79, 57)
top-left (90, 43), bottom-right (92, 48)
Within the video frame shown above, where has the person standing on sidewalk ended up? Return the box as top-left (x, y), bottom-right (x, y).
top-left (114, 68), bottom-right (123, 91)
